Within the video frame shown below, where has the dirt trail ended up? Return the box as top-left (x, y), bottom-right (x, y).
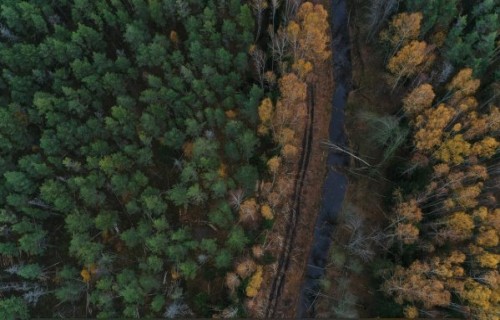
top-left (257, 0), bottom-right (342, 317)
top-left (268, 66), bottom-right (334, 319)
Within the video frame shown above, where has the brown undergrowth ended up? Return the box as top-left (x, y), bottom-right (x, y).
top-left (246, 2), bottom-right (334, 317)
top-left (249, 58), bottom-right (333, 319)
top-left (271, 54), bottom-right (334, 319)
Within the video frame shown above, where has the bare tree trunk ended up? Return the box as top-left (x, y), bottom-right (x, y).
top-left (270, 27), bottom-right (288, 72)
top-left (366, 0), bottom-right (399, 43)
top-left (251, 47), bottom-right (267, 88)
top-left (251, 0), bottom-right (268, 41)
top-left (283, 0), bottom-right (300, 25)
top-left (271, 0), bottom-right (281, 29)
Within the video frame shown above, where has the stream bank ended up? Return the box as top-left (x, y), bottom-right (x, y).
top-left (297, 0), bottom-right (352, 317)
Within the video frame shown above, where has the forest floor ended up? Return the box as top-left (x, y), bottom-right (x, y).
top-left (251, 2), bottom-right (335, 314)
top-left (271, 55), bottom-right (334, 318)
top-left (252, 54), bottom-right (334, 318)
top-left (313, 0), bottom-right (402, 317)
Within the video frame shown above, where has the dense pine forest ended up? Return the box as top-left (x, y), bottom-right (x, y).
top-left (0, 0), bottom-right (258, 317)
top-left (0, 0), bottom-right (498, 319)
top-left (0, 0), bottom-right (330, 318)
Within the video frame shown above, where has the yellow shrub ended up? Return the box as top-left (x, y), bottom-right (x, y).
top-left (246, 266), bottom-right (263, 297)
top-left (261, 204), bottom-right (274, 220)
top-left (81, 268), bottom-right (91, 283)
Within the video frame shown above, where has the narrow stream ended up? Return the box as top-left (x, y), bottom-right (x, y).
top-left (297, 0), bottom-right (352, 317)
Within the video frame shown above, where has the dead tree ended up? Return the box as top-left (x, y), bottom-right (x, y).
top-left (270, 27), bottom-right (288, 72)
top-left (283, 0), bottom-right (300, 25)
top-left (251, 0), bottom-right (268, 41)
top-left (365, 0), bottom-right (399, 42)
top-left (270, 0), bottom-right (281, 28)
top-left (251, 46), bottom-right (267, 88)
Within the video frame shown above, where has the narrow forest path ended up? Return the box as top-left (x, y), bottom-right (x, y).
top-left (260, 0), bottom-right (345, 317)
top-left (261, 17), bottom-right (336, 320)
top-left (264, 84), bottom-right (315, 318)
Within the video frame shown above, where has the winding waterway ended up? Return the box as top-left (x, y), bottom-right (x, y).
top-left (297, 0), bottom-right (352, 317)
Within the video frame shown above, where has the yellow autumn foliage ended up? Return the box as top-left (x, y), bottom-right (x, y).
top-left (437, 211), bottom-right (474, 244)
top-left (476, 228), bottom-right (499, 248)
top-left (395, 223), bottom-right (419, 244)
top-left (414, 104), bottom-right (454, 152)
top-left (433, 163), bottom-right (450, 178)
top-left (477, 252), bottom-right (500, 269)
top-left (267, 156), bottom-right (281, 174)
top-left (403, 305), bottom-right (419, 319)
top-left (403, 83), bottom-right (435, 117)
top-left (245, 265), bottom-right (263, 297)
top-left (396, 199), bottom-right (423, 223)
top-left (380, 12), bottom-right (423, 47)
top-left (218, 163), bottom-right (227, 178)
top-left (239, 198), bottom-right (259, 223)
top-left (388, 41), bottom-right (431, 88)
top-left (471, 137), bottom-right (499, 159)
top-left (455, 183), bottom-right (482, 208)
top-left (447, 68), bottom-right (480, 103)
top-left (486, 209), bottom-right (500, 233)
top-left (260, 204), bottom-right (274, 220)
top-left (258, 124), bottom-right (269, 136)
top-left (81, 268), bottom-right (91, 283)
top-left (277, 128), bottom-right (295, 145)
top-left (460, 97), bottom-right (479, 114)
top-left (292, 59), bottom-right (313, 78)
top-left (489, 106), bottom-right (500, 131)
top-left (383, 262), bottom-right (451, 309)
top-left (434, 134), bottom-right (471, 165)
top-left (431, 30), bottom-right (447, 47)
top-left (258, 98), bottom-right (273, 124)
top-left (469, 165), bottom-right (489, 180)
top-left (295, 3), bottom-right (330, 62)
top-left (460, 279), bottom-right (494, 315)
top-left (282, 144), bottom-right (299, 160)
top-left (278, 73), bottom-right (307, 108)
top-left (473, 207), bottom-right (489, 221)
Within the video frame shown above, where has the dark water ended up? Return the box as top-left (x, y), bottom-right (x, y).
top-left (297, 0), bottom-right (352, 317)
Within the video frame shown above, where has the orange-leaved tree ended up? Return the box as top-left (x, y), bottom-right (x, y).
top-left (381, 12), bottom-right (423, 52)
top-left (287, 2), bottom-right (330, 63)
top-left (387, 40), bottom-right (433, 89)
top-left (403, 83), bottom-right (435, 118)
top-left (382, 261), bottom-right (451, 309)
